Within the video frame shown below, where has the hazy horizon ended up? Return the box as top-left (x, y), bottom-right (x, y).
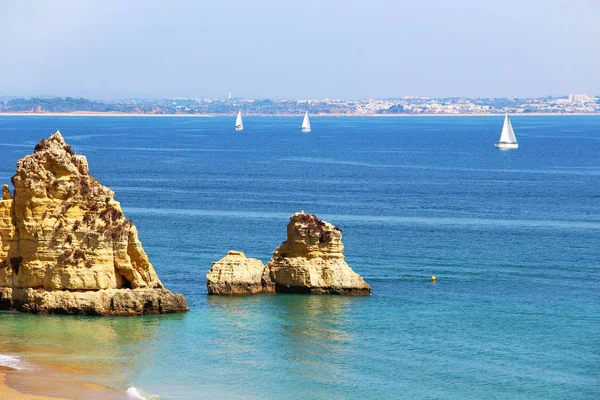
top-left (1, 0), bottom-right (599, 100)
top-left (0, 93), bottom-right (587, 102)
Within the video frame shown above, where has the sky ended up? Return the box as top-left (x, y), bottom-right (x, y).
top-left (1, 0), bottom-right (599, 100)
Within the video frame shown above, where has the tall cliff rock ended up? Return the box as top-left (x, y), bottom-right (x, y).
top-left (206, 212), bottom-right (371, 296)
top-left (0, 132), bottom-right (187, 315)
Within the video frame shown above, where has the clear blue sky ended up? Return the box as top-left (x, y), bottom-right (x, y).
top-left (1, 0), bottom-right (599, 99)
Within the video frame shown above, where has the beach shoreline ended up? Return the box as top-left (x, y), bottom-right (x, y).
top-left (0, 357), bottom-right (127, 400)
top-left (1, 111), bottom-right (600, 117)
top-left (0, 369), bottom-right (67, 400)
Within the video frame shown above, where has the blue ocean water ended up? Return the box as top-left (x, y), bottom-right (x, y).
top-left (0, 115), bottom-right (599, 399)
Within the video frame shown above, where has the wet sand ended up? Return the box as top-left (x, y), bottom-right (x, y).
top-left (0, 368), bottom-right (65, 400)
top-left (0, 366), bottom-right (127, 400)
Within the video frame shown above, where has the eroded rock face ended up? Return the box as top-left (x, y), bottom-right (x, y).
top-left (0, 287), bottom-right (187, 316)
top-left (0, 132), bottom-right (187, 315)
top-left (263, 212), bottom-right (371, 295)
top-left (207, 212), bottom-right (371, 296)
top-left (206, 250), bottom-right (265, 295)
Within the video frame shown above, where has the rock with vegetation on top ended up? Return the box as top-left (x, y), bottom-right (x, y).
top-left (206, 212), bottom-right (371, 296)
top-left (0, 131), bottom-right (187, 315)
top-left (206, 250), bottom-right (265, 295)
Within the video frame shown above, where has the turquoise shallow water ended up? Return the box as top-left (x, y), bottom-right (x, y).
top-left (0, 116), bottom-right (599, 399)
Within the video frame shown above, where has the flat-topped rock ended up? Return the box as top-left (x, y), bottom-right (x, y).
top-left (206, 250), bottom-right (265, 295)
top-left (0, 131), bottom-right (187, 315)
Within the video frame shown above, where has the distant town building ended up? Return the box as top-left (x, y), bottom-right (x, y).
top-left (2, 94), bottom-right (599, 115)
top-left (568, 94), bottom-right (588, 103)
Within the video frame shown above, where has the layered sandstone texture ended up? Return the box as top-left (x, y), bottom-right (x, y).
top-left (207, 212), bottom-right (371, 295)
top-left (0, 132), bottom-right (187, 315)
top-left (263, 212), bottom-right (371, 295)
top-left (206, 251), bottom-right (265, 295)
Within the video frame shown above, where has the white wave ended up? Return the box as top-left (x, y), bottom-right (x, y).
top-left (0, 354), bottom-right (23, 370)
top-left (126, 386), bottom-right (146, 399)
top-left (127, 386), bottom-right (160, 400)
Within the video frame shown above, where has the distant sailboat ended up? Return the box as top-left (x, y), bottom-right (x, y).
top-left (235, 110), bottom-right (244, 131)
top-left (301, 111), bottom-right (311, 133)
top-left (495, 113), bottom-right (518, 149)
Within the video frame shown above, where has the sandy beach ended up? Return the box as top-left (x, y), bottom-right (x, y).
top-left (0, 364), bottom-right (126, 400)
top-left (1, 111), bottom-right (599, 117)
top-left (0, 368), bottom-right (65, 400)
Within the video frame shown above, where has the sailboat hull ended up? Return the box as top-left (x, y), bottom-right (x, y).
top-left (495, 142), bottom-right (518, 149)
top-left (496, 113), bottom-right (518, 149)
top-left (235, 127), bottom-right (243, 131)
top-left (301, 128), bottom-right (311, 133)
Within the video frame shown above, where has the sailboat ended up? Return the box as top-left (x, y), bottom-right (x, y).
top-left (235, 110), bottom-right (244, 131)
top-left (301, 111), bottom-right (311, 133)
top-left (495, 112), bottom-right (518, 149)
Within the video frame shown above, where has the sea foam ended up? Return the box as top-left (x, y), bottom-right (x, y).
top-left (126, 386), bottom-right (146, 399)
top-left (0, 354), bottom-right (23, 370)
top-left (127, 386), bottom-right (160, 400)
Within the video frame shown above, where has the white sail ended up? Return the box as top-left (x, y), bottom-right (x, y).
top-left (301, 111), bottom-right (311, 132)
top-left (499, 113), bottom-right (517, 143)
top-left (235, 110), bottom-right (243, 131)
top-left (495, 113), bottom-right (518, 149)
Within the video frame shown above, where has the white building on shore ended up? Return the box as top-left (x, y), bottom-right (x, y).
top-left (568, 94), bottom-right (590, 103)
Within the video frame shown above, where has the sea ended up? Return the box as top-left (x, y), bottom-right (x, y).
top-left (0, 115), bottom-right (598, 399)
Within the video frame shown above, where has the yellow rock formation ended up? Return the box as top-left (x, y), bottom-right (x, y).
top-left (206, 212), bottom-right (371, 296)
top-left (263, 212), bottom-right (371, 295)
top-left (0, 132), bottom-right (187, 315)
top-left (206, 250), bottom-right (265, 295)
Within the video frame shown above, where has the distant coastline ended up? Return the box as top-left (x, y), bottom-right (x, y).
top-left (2, 95), bottom-right (599, 116)
top-left (1, 112), bottom-right (600, 117)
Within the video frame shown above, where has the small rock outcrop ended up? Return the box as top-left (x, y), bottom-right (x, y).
top-left (263, 212), bottom-right (371, 295)
top-left (0, 131), bottom-right (187, 315)
top-left (206, 212), bottom-right (371, 296)
top-left (206, 251), bottom-right (265, 295)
